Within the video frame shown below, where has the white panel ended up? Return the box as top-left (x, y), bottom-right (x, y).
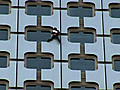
top-left (19, 0), bottom-right (28, 6)
top-left (18, 35), bottom-right (37, 59)
top-left (62, 36), bottom-right (80, 60)
top-left (19, 9), bottom-right (37, 32)
top-left (103, 0), bottom-right (119, 9)
top-left (0, 35), bottom-right (17, 58)
top-left (41, 39), bottom-right (60, 60)
top-left (86, 64), bottom-right (105, 89)
top-left (42, 0), bottom-right (59, 7)
top-left (61, 0), bottom-right (78, 8)
top-left (84, 12), bottom-right (102, 34)
top-left (18, 62), bottom-right (36, 87)
top-left (0, 61), bottom-right (16, 87)
top-left (61, 10), bottom-right (79, 33)
top-left (62, 63), bottom-right (81, 88)
top-left (85, 37), bottom-right (104, 61)
top-left (0, 9), bottom-right (17, 32)
top-left (103, 12), bottom-right (120, 35)
top-left (11, 0), bottom-right (18, 6)
top-left (106, 64), bottom-right (120, 89)
top-left (105, 37), bottom-right (120, 61)
top-left (42, 10), bottom-right (60, 30)
top-left (41, 62), bottom-right (61, 88)
top-left (83, 0), bottom-right (101, 9)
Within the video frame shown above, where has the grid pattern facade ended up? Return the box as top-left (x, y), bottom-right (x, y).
top-left (0, 0), bottom-right (120, 90)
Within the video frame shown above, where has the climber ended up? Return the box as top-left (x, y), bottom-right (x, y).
top-left (47, 27), bottom-right (61, 43)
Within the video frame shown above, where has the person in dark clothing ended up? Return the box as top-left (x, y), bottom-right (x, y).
top-left (47, 27), bottom-right (61, 43)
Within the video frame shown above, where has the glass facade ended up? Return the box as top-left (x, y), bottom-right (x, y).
top-left (0, 0), bottom-right (120, 90)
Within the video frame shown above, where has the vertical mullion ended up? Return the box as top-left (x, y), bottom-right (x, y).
top-left (59, 0), bottom-right (62, 89)
top-left (16, 0), bottom-right (20, 88)
top-left (101, 0), bottom-right (107, 90)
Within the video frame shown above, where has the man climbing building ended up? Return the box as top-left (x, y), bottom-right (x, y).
top-left (47, 27), bottom-right (61, 43)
